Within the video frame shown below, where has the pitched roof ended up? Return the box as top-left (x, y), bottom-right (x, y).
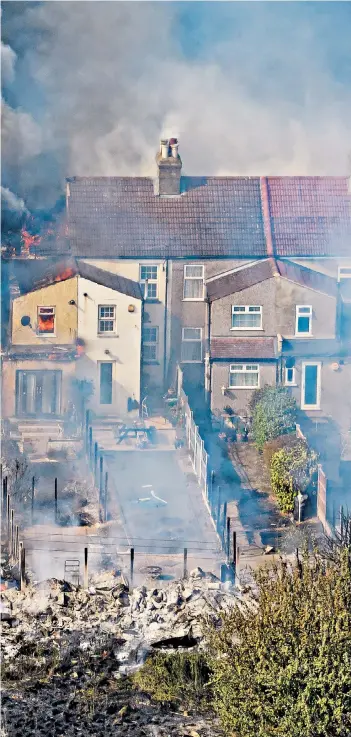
top-left (210, 337), bottom-right (277, 360)
top-left (66, 176), bottom-right (266, 259)
top-left (13, 258), bottom-right (143, 300)
top-left (6, 344), bottom-right (77, 361)
top-left (32, 174), bottom-right (351, 260)
top-left (267, 177), bottom-right (351, 257)
top-left (206, 258), bottom-right (337, 301)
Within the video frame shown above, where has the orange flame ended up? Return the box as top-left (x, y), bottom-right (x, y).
top-left (21, 229), bottom-right (41, 252)
top-left (54, 267), bottom-right (75, 282)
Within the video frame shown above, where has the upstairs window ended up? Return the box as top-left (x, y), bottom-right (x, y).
top-left (295, 305), bottom-right (312, 336)
top-left (229, 364), bottom-right (259, 389)
top-left (37, 306), bottom-right (55, 335)
top-left (231, 305), bottom-right (262, 330)
top-left (142, 326), bottom-right (158, 361)
top-left (140, 265), bottom-right (158, 300)
top-left (183, 265), bottom-right (204, 300)
top-left (181, 327), bottom-right (202, 362)
top-left (98, 305), bottom-right (116, 334)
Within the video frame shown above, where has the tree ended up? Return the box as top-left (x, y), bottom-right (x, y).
top-left (251, 386), bottom-right (297, 450)
top-left (269, 439), bottom-right (318, 512)
top-left (207, 552), bottom-right (351, 737)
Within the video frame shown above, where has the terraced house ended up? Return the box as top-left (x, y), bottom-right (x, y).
top-left (3, 138), bottom-right (351, 483)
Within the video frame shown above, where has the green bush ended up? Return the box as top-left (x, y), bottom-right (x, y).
top-left (134, 651), bottom-right (211, 706)
top-left (270, 439), bottom-right (318, 512)
top-left (251, 386), bottom-right (297, 450)
top-left (207, 551), bottom-right (351, 737)
top-left (262, 433), bottom-right (301, 469)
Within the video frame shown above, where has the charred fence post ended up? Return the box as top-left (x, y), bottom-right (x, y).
top-left (20, 544), bottom-right (26, 591)
top-left (216, 486), bottom-right (221, 533)
top-left (3, 477), bottom-right (8, 524)
top-left (7, 494), bottom-right (11, 542)
top-left (104, 471), bottom-right (108, 522)
top-left (232, 530), bottom-right (237, 583)
top-left (15, 525), bottom-right (19, 563)
top-left (54, 478), bottom-right (58, 524)
top-left (10, 509), bottom-right (14, 559)
top-left (221, 501), bottom-right (227, 549)
top-left (99, 455), bottom-right (103, 509)
top-left (84, 547), bottom-right (88, 589)
top-left (94, 443), bottom-right (98, 484)
top-left (88, 427), bottom-right (93, 468)
top-left (31, 476), bottom-right (35, 525)
top-left (183, 547), bottom-right (188, 578)
top-left (226, 516), bottom-right (231, 561)
top-left (130, 547), bottom-right (135, 586)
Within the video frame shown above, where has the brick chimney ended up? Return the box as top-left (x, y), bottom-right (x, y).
top-left (156, 138), bottom-right (182, 196)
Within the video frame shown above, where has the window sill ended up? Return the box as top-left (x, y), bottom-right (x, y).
top-left (142, 361), bottom-right (160, 365)
top-left (144, 299), bottom-right (161, 304)
top-left (230, 328), bottom-right (264, 331)
top-left (301, 406), bottom-right (321, 411)
top-left (285, 383), bottom-right (298, 387)
top-left (97, 334), bottom-right (119, 338)
top-left (182, 298), bottom-right (205, 302)
top-left (228, 386), bottom-right (259, 390)
top-left (294, 334), bottom-right (313, 338)
top-left (181, 360), bottom-right (203, 364)
top-left (37, 334), bottom-right (56, 338)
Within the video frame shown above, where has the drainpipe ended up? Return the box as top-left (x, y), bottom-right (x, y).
top-left (204, 293), bottom-right (211, 409)
top-left (163, 260), bottom-right (169, 391)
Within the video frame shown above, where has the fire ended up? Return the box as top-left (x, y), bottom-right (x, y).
top-left (54, 267), bottom-right (75, 282)
top-left (21, 229), bottom-right (41, 253)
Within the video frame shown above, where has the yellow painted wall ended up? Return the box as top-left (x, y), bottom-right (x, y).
top-left (2, 360), bottom-right (75, 418)
top-left (12, 278), bottom-right (78, 345)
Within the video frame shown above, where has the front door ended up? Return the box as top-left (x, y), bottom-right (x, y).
top-left (99, 362), bottom-right (113, 405)
top-left (301, 363), bottom-right (321, 410)
top-left (16, 370), bottom-right (62, 417)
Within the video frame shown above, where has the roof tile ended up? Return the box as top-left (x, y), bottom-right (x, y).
top-left (210, 337), bottom-right (277, 360)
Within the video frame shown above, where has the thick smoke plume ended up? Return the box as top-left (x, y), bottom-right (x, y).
top-left (1, 2), bottom-right (351, 210)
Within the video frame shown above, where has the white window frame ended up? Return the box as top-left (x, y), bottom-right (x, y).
top-left (183, 264), bottom-right (205, 301)
top-left (301, 361), bottom-right (321, 410)
top-left (181, 327), bottom-right (203, 363)
top-left (140, 264), bottom-right (158, 300)
top-left (231, 305), bottom-right (262, 330)
top-left (142, 326), bottom-right (159, 362)
top-left (338, 266), bottom-right (351, 281)
top-left (285, 366), bottom-right (296, 386)
top-left (37, 306), bottom-right (56, 337)
top-left (229, 363), bottom-right (260, 389)
top-left (295, 305), bottom-right (312, 336)
top-left (98, 305), bottom-right (116, 335)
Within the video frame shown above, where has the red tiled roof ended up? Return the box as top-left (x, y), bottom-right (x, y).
top-left (42, 174), bottom-right (351, 260)
top-left (66, 176), bottom-right (266, 259)
top-left (267, 177), bottom-right (351, 256)
top-left (210, 337), bottom-right (277, 360)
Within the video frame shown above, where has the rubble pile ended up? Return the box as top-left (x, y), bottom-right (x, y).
top-left (1, 567), bottom-right (237, 736)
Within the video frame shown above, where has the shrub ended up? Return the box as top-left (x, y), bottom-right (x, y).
top-left (262, 433), bottom-right (301, 469)
top-left (251, 387), bottom-right (297, 450)
top-left (207, 551), bottom-right (351, 737)
top-left (134, 651), bottom-right (211, 706)
top-left (270, 439), bottom-right (318, 512)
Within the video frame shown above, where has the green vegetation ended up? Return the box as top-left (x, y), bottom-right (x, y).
top-left (134, 651), bottom-right (211, 707)
top-left (250, 386), bottom-right (297, 450)
top-left (135, 549), bottom-right (351, 737)
top-left (269, 438), bottom-right (318, 512)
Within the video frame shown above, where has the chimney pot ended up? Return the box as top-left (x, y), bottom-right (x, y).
top-left (160, 139), bottom-right (169, 159)
top-left (170, 141), bottom-right (179, 159)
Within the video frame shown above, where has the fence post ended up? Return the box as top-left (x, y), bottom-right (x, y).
top-left (10, 509), bottom-right (14, 559)
top-left (226, 516), bottom-right (231, 560)
top-left (3, 477), bottom-right (8, 523)
top-left (20, 544), bottom-right (26, 590)
top-left (85, 409), bottom-right (90, 453)
top-left (15, 525), bottom-right (19, 562)
top-left (216, 486), bottom-right (221, 531)
top-left (94, 443), bottom-right (98, 483)
top-left (104, 471), bottom-right (108, 522)
top-left (99, 455), bottom-right (103, 507)
top-left (54, 478), bottom-right (58, 524)
top-left (89, 426), bottom-right (93, 467)
top-left (31, 476), bottom-right (35, 525)
top-left (232, 531), bottom-right (237, 583)
top-left (130, 547), bottom-right (134, 586)
top-left (183, 547), bottom-right (188, 578)
top-left (7, 494), bottom-right (11, 541)
top-left (222, 501), bottom-right (227, 547)
top-left (84, 547), bottom-right (88, 589)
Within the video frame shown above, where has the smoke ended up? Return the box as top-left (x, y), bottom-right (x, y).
top-left (1, 2), bottom-right (351, 208)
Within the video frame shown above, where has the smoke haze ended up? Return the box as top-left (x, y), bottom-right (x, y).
top-left (1, 1), bottom-right (351, 209)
